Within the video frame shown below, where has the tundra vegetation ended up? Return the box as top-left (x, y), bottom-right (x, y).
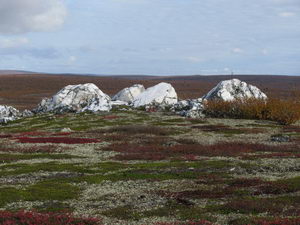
top-left (0, 109), bottom-right (300, 225)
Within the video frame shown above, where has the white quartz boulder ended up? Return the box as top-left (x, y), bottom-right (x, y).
top-left (203, 79), bottom-right (267, 101)
top-left (132, 82), bottom-right (178, 107)
top-left (35, 83), bottom-right (111, 113)
top-left (112, 84), bottom-right (145, 103)
top-left (0, 105), bottom-right (21, 123)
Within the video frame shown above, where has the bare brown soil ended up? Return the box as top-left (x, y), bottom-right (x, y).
top-left (0, 73), bottom-right (299, 110)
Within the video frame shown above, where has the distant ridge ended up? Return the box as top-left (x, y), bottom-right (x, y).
top-left (0, 70), bottom-right (38, 75)
top-left (0, 69), bottom-right (298, 78)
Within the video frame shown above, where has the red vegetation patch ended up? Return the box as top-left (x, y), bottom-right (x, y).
top-left (107, 142), bottom-right (298, 161)
top-left (228, 178), bottom-right (264, 188)
top-left (283, 125), bottom-right (300, 133)
top-left (243, 152), bottom-right (300, 160)
top-left (102, 115), bottom-right (120, 120)
top-left (16, 137), bottom-right (100, 144)
top-left (160, 177), bottom-right (300, 200)
top-left (155, 220), bottom-right (214, 225)
top-left (192, 124), bottom-right (265, 134)
top-left (51, 132), bottom-right (72, 136)
top-left (254, 182), bottom-right (296, 195)
top-left (0, 134), bottom-right (13, 138)
top-left (0, 210), bottom-right (102, 225)
top-left (254, 218), bottom-right (300, 225)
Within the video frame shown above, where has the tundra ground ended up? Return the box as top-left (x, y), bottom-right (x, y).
top-left (0, 110), bottom-right (299, 225)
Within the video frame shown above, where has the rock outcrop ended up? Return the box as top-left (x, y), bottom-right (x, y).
top-left (132, 82), bottom-right (178, 108)
top-left (112, 84), bottom-right (145, 103)
top-left (172, 98), bottom-right (205, 118)
top-left (203, 79), bottom-right (267, 101)
top-left (35, 83), bottom-right (111, 113)
top-left (0, 105), bottom-right (21, 123)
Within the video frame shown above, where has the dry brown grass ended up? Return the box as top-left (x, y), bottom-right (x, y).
top-left (204, 98), bottom-right (300, 125)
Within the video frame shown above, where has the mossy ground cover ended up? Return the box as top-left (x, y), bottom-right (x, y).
top-left (0, 111), bottom-right (299, 224)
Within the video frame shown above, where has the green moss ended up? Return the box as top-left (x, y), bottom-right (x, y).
top-left (141, 200), bottom-right (213, 221)
top-left (276, 176), bottom-right (300, 191)
top-left (162, 118), bottom-right (187, 123)
top-left (25, 180), bottom-right (80, 201)
top-left (189, 119), bottom-right (207, 124)
top-left (101, 206), bottom-right (142, 220)
top-left (0, 187), bottom-right (25, 207)
top-left (0, 181), bottom-right (79, 207)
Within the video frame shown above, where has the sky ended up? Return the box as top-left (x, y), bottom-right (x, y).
top-left (0, 0), bottom-right (299, 75)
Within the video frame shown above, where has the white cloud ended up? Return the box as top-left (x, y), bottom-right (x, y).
top-left (0, 0), bottom-right (67, 34)
top-left (261, 49), bottom-right (268, 55)
top-left (278, 12), bottom-right (296, 17)
top-left (232, 48), bottom-right (244, 54)
top-left (186, 56), bottom-right (204, 63)
top-left (0, 37), bottom-right (29, 48)
top-left (69, 56), bottom-right (77, 63)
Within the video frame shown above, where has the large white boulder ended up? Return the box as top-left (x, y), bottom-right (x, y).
top-left (132, 82), bottom-right (178, 107)
top-left (0, 105), bottom-right (20, 123)
top-left (112, 84), bottom-right (145, 103)
top-left (203, 79), bottom-right (267, 101)
top-left (35, 83), bottom-right (111, 113)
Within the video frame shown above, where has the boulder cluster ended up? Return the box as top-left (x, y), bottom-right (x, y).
top-left (0, 78), bottom-right (267, 123)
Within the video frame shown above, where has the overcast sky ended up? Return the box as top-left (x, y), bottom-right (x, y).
top-left (0, 0), bottom-right (299, 75)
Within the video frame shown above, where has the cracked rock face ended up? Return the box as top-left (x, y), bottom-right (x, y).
top-left (112, 84), bottom-right (145, 103)
top-left (203, 79), bottom-right (267, 101)
top-left (0, 105), bottom-right (20, 123)
top-left (132, 82), bottom-right (178, 107)
top-left (35, 83), bottom-right (111, 113)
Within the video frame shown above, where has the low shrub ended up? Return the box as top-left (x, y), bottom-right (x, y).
top-left (155, 220), bottom-right (214, 225)
top-left (253, 218), bottom-right (300, 225)
top-left (16, 137), bottom-right (100, 144)
top-left (204, 98), bottom-right (300, 125)
top-left (0, 210), bottom-right (102, 225)
top-left (107, 142), bottom-right (298, 161)
top-left (0, 135), bottom-right (13, 139)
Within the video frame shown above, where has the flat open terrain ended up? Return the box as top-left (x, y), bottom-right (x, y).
top-left (1, 73), bottom-right (300, 110)
top-left (0, 73), bottom-right (300, 224)
top-left (0, 110), bottom-right (299, 224)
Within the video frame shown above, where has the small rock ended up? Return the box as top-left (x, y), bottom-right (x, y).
top-left (271, 134), bottom-right (290, 142)
top-left (171, 98), bottom-right (205, 118)
top-left (22, 109), bottom-right (34, 117)
top-left (61, 128), bottom-right (73, 133)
